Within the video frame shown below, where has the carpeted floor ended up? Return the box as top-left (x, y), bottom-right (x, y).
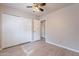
top-left (0, 40), bottom-right (79, 56)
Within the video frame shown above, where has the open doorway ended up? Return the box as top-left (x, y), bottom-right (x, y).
top-left (40, 20), bottom-right (46, 40)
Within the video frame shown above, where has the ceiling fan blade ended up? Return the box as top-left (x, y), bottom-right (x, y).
top-left (39, 8), bottom-right (44, 12)
top-left (26, 6), bottom-right (32, 8)
top-left (40, 3), bottom-right (46, 6)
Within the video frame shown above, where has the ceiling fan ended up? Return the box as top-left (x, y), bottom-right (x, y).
top-left (26, 3), bottom-right (46, 12)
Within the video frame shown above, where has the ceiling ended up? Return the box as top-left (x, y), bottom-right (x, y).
top-left (0, 3), bottom-right (74, 17)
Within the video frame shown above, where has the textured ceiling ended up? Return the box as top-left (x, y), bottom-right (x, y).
top-left (0, 3), bottom-right (74, 17)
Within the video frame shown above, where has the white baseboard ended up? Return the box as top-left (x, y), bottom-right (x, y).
top-left (46, 41), bottom-right (79, 53)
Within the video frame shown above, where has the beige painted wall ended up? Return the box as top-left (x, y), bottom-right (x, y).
top-left (41, 4), bottom-right (79, 52)
top-left (0, 5), bottom-right (36, 49)
top-left (0, 13), bottom-right (2, 49)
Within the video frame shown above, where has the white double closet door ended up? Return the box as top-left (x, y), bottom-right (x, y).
top-left (1, 14), bottom-right (40, 48)
top-left (2, 14), bottom-right (32, 48)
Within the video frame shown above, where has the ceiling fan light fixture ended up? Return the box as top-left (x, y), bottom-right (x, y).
top-left (33, 7), bottom-right (40, 12)
top-left (27, 3), bottom-right (46, 12)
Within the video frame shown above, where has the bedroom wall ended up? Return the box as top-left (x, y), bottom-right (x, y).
top-left (0, 13), bottom-right (2, 49)
top-left (40, 4), bottom-right (79, 52)
top-left (0, 5), bottom-right (36, 49)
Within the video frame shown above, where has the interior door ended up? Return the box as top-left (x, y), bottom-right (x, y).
top-left (33, 19), bottom-right (40, 41)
